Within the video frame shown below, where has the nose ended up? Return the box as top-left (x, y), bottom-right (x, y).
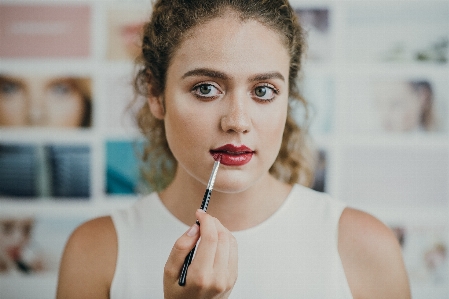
top-left (27, 95), bottom-right (46, 125)
top-left (220, 93), bottom-right (251, 134)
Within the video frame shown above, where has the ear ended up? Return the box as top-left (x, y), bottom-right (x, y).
top-left (148, 94), bottom-right (165, 120)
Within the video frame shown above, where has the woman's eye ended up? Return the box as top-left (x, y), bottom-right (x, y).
top-left (253, 85), bottom-right (277, 101)
top-left (50, 83), bottom-right (71, 95)
top-left (0, 82), bottom-right (20, 95)
top-left (193, 83), bottom-right (221, 98)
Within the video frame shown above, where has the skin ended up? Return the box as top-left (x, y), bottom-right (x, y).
top-left (57, 12), bottom-right (411, 299)
top-left (0, 75), bottom-right (86, 127)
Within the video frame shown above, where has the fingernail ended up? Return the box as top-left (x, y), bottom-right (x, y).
top-left (187, 224), bottom-right (199, 237)
top-left (197, 209), bottom-right (206, 213)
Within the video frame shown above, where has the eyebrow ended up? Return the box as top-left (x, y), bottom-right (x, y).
top-left (181, 68), bottom-right (285, 82)
top-left (182, 68), bottom-right (229, 80)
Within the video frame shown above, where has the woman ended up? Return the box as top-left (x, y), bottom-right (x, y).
top-left (57, 0), bottom-right (410, 298)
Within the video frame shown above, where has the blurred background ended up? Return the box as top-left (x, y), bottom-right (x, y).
top-left (0, 0), bottom-right (448, 298)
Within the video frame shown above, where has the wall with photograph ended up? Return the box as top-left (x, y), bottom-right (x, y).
top-left (0, 0), bottom-right (448, 298)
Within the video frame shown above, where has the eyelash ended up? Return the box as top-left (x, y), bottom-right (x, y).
top-left (191, 82), bottom-right (280, 102)
top-left (252, 83), bottom-right (279, 103)
top-left (191, 82), bottom-right (221, 100)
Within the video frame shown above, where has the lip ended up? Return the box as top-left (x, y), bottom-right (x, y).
top-left (6, 246), bottom-right (21, 261)
top-left (210, 144), bottom-right (254, 166)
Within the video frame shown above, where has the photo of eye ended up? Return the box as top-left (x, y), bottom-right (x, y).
top-left (0, 75), bottom-right (92, 128)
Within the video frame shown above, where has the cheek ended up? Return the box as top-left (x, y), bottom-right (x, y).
top-left (257, 104), bottom-right (286, 141)
top-left (164, 103), bottom-right (214, 155)
top-left (48, 95), bottom-right (85, 126)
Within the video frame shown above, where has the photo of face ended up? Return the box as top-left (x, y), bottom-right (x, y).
top-left (0, 75), bottom-right (92, 127)
top-left (373, 81), bottom-right (435, 132)
top-left (106, 6), bottom-right (150, 61)
top-left (155, 14), bottom-right (290, 193)
top-left (0, 217), bottom-right (43, 273)
top-left (391, 224), bottom-right (448, 287)
top-left (295, 8), bottom-right (331, 62)
top-left (0, 215), bottom-right (90, 275)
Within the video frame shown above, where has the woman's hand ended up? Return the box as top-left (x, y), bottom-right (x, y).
top-left (164, 209), bottom-right (238, 299)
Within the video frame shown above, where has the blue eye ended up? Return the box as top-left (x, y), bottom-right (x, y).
top-left (199, 84), bottom-right (212, 95)
top-left (0, 82), bottom-right (20, 95)
top-left (192, 83), bottom-right (221, 99)
top-left (255, 86), bottom-right (268, 97)
top-left (50, 83), bottom-right (71, 95)
top-left (253, 84), bottom-right (277, 102)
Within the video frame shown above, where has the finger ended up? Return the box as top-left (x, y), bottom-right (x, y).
top-left (164, 223), bottom-right (200, 279)
top-left (212, 218), bottom-right (230, 274)
top-left (191, 210), bottom-right (219, 271)
top-left (228, 233), bottom-right (238, 284)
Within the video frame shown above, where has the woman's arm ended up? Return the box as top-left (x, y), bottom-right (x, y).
top-left (339, 208), bottom-right (411, 299)
top-left (56, 216), bottom-right (117, 299)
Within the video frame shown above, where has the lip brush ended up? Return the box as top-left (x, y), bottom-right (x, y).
top-left (178, 157), bottom-right (221, 286)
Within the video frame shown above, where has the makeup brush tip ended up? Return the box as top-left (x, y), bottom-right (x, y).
top-left (212, 153), bottom-right (222, 162)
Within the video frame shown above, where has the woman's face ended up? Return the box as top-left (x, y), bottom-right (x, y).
top-left (0, 75), bottom-right (86, 127)
top-left (152, 13), bottom-right (290, 193)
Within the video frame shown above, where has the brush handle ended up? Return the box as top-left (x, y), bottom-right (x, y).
top-left (200, 188), bottom-right (212, 211)
top-left (178, 189), bottom-right (211, 286)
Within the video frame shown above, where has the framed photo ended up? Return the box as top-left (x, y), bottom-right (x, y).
top-left (0, 143), bottom-right (91, 199)
top-left (345, 1), bottom-right (448, 64)
top-left (0, 74), bottom-right (92, 128)
top-left (0, 4), bottom-right (91, 58)
top-left (343, 76), bottom-right (448, 134)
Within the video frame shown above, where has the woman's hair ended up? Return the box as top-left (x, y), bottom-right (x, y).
top-left (134, 0), bottom-right (314, 191)
top-left (71, 77), bottom-right (92, 128)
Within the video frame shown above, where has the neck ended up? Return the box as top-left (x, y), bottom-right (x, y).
top-left (159, 166), bottom-right (292, 231)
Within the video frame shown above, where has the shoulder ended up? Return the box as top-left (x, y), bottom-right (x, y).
top-left (338, 208), bottom-right (411, 299)
top-left (57, 216), bottom-right (117, 299)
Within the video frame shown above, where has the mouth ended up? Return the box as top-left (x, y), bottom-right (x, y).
top-left (6, 246), bottom-right (21, 261)
top-left (210, 144), bottom-right (254, 166)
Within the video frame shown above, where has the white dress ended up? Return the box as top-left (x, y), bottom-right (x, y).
top-left (110, 184), bottom-right (353, 298)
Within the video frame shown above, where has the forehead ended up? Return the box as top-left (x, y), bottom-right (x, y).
top-left (169, 12), bottom-right (290, 76)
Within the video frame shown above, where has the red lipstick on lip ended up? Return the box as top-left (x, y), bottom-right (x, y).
top-left (210, 144), bottom-right (254, 166)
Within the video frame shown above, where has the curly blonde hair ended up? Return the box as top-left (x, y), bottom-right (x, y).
top-left (133, 0), bottom-right (314, 191)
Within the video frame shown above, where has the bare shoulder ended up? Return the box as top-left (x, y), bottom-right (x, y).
top-left (338, 208), bottom-right (411, 299)
top-left (56, 216), bottom-right (117, 299)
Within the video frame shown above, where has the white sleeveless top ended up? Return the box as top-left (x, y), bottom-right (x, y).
top-left (110, 184), bottom-right (353, 298)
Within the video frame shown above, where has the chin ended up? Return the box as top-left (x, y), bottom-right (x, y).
top-left (212, 173), bottom-right (264, 194)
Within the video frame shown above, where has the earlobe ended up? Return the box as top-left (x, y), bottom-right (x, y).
top-left (148, 95), bottom-right (165, 120)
